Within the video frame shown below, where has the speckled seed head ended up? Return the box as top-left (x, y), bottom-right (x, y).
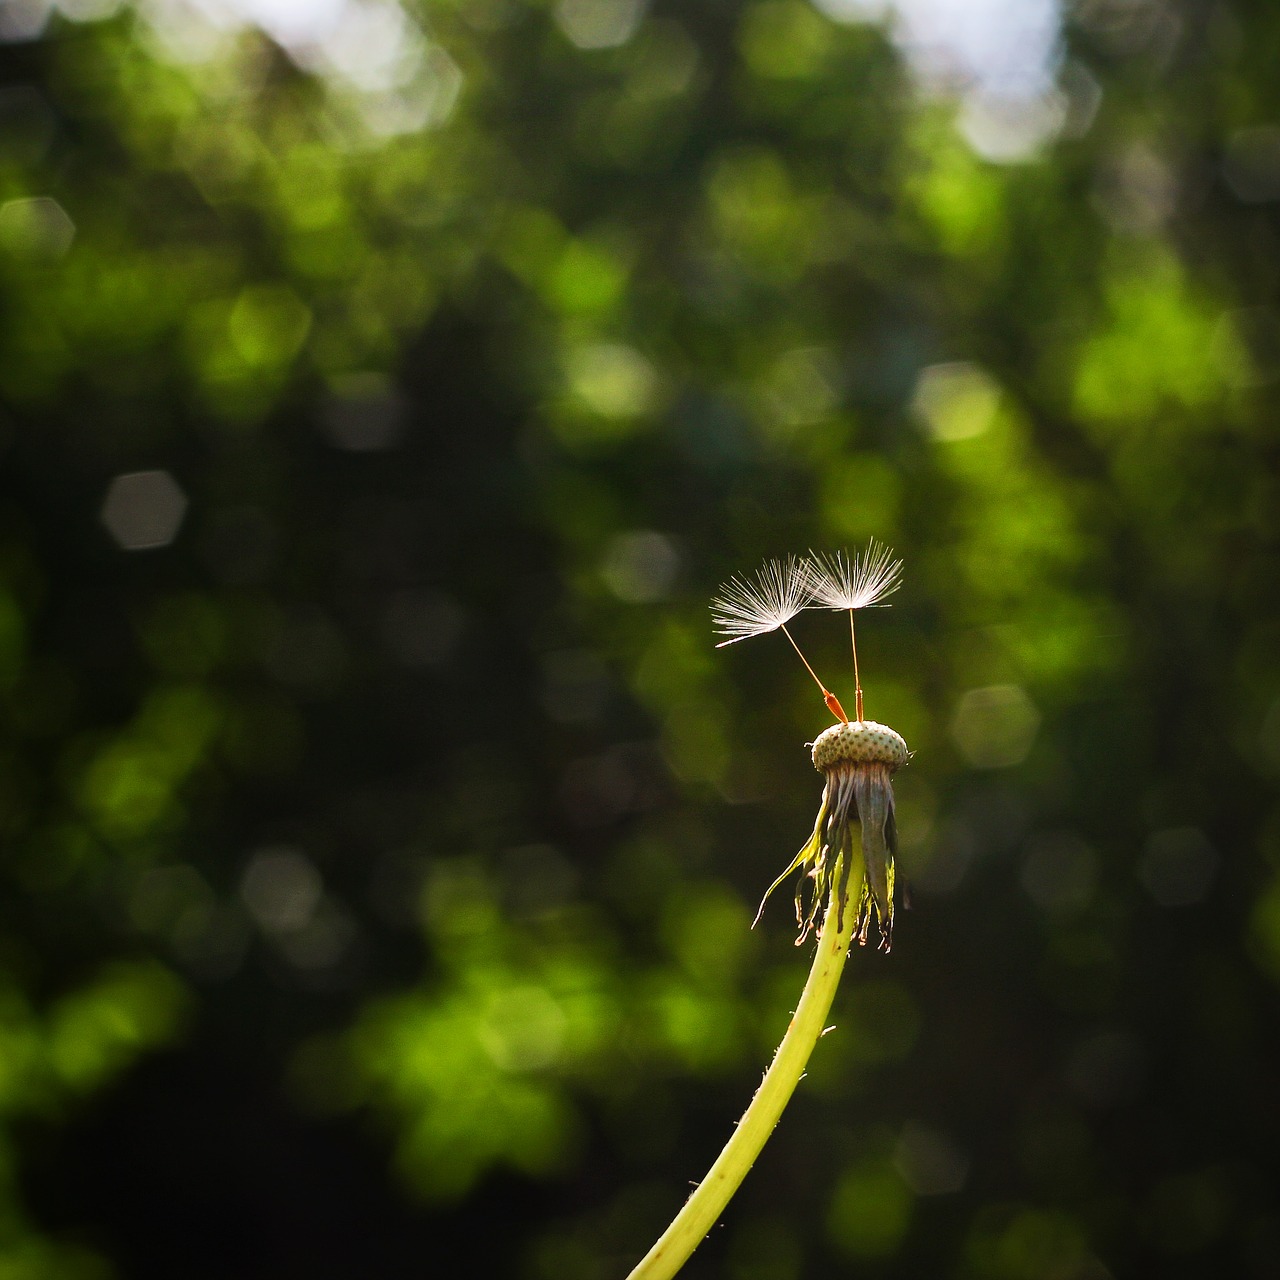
top-left (812, 720), bottom-right (909, 773)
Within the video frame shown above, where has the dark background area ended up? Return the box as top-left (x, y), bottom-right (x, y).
top-left (1, 1), bottom-right (1279, 1277)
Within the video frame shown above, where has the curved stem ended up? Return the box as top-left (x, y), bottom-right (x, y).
top-left (626, 879), bottom-right (859, 1280)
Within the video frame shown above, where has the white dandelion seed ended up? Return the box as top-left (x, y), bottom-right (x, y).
top-left (710, 555), bottom-right (812, 646)
top-left (803, 540), bottom-right (903, 722)
top-left (711, 556), bottom-right (849, 722)
top-left (805, 540), bottom-right (903, 612)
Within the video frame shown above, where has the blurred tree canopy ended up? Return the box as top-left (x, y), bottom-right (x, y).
top-left (1, 0), bottom-right (1279, 1277)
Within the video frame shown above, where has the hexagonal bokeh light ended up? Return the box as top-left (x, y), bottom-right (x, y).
top-left (101, 470), bottom-right (188, 551)
top-left (0, 196), bottom-right (75, 258)
top-left (950, 683), bottom-right (1041, 769)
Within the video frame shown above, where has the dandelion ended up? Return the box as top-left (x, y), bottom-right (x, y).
top-left (754, 719), bottom-right (908, 950)
top-left (805, 540), bottom-right (903, 721)
top-left (629, 557), bottom-right (913, 1280)
top-left (711, 555), bottom-right (848, 722)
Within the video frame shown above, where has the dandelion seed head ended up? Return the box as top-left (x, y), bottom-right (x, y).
top-left (710, 555), bottom-right (811, 646)
top-left (806, 540), bottom-right (903, 611)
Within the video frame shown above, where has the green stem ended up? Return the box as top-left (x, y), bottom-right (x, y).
top-left (626, 879), bottom-right (859, 1280)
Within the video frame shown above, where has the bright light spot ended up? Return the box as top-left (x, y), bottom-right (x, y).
top-left (299, 0), bottom-right (419, 91)
top-left (140, 1), bottom-right (464, 132)
top-left (228, 284), bottom-right (312, 367)
top-left (950, 684), bottom-right (1039, 768)
top-left (601, 530), bottom-right (679, 602)
top-left (240, 846), bottom-right (323, 932)
top-left (568, 342), bottom-right (660, 418)
top-left (101, 471), bottom-right (188, 551)
top-left (0, 0), bottom-right (52, 42)
top-left (0, 196), bottom-right (75, 257)
top-left (812, 0), bottom-right (889, 20)
top-left (814, 0), bottom-right (1066, 160)
top-left (353, 45), bottom-right (463, 135)
top-left (57, 0), bottom-right (125, 20)
top-left (555, 0), bottom-right (647, 50)
top-left (149, 0), bottom-right (345, 48)
top-left (889, 0), bottom-right (1060, 99)
top-left (912, 361), bottom-right (1001, 441)
top-left (958, 91), bottom-right (1066, 162)
top-left (478, 986), bottom-right (567, 1071)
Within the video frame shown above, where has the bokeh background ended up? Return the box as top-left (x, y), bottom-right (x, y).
top-left (2, 0), bottom-right (1279, 1276)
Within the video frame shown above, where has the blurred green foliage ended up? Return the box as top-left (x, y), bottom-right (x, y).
top-left (1, 0), bottom-right (1279, 1277)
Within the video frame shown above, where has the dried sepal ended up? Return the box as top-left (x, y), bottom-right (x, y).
top-left (755, 722), bottom-right (907, 952)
